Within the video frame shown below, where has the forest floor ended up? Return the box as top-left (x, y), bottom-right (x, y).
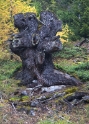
top-left (0, 42), bottom-right (89, 124)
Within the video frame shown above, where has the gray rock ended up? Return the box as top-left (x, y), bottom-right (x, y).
top-left (21, 90), bottom-right (28, 96)
top-left (32, 80), bottom-right (38, 84)
top-left (42, 85), bottom-right (66, 93)
top-left (30, 100), bottom-right (39, 107)
top-left (82, 95), bottom-right (89, 102)
top-left (29, 109), bottom-right (35, 116)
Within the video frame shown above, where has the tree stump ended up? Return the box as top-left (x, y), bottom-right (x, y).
top-left (10, 11), bottom-right (82, 87)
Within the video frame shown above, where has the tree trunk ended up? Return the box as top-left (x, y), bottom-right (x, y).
top-left (10, 11), bottom-right (82, 87)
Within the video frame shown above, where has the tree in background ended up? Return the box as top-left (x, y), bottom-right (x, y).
top-left (31, 0), bottom-right (57, 15)
top-left (0, 0), bottom-right (36, 44)
top-left (56, 24), bottom-right (72, 43)
top-left (57, 0), bottom-right (89, 44)
top-left (69, 0), bottom-right (89, 45)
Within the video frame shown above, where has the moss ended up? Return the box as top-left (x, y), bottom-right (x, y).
top-left (60, 87), bottom-right (78, 101)
top-left (21, 96), bottom-right (30, 102)
top-left (17, 105), bottom-right (31, 111)
top-left (54, 87), bottom-right (78, 104)
top-left (9, 96), bottom-right (20, 102)
top-left (65, 86), bottom-right (78, 94)
top-left (62, 93), bottom-right (74, 100)
top-left (54, 92), bottom-right (74, 104)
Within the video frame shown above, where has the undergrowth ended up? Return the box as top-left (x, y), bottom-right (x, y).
top-left (55, 62), bottom-right (89, 82)
top-left (53, 45), bottom-right (87, 59)
top-left (0, 60), bottom-right (22, 80)
top-left (54, 43), bottom-right (89, 82)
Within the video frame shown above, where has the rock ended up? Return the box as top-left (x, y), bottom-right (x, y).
top-left (28, 109), bottom-right (35, 116)
top-left (32, 80), bottom-right (38, 84)
top-left (41, 85), bottom-right (66, 93)
top-left (30, 100), bottom-right (39, 107)
top-left (82, 95), bottom-right (89, 102)
top-left (21, 90), bottom-right (28, 96)
top-left (21, 88), bottom-right (33, 96)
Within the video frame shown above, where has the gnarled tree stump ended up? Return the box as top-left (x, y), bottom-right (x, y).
top-left (10, 11), bottom-right (81, 87)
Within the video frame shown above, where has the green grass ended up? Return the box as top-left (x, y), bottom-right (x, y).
top-left (54, 43), bottom-right (89, 82)
top-left (0, 59), bottom-right (22, 95)
top-left (0, 60), bottom-right (22, 80)
top-left (53, 46), bottom-right (87, 59)
top-left (55, 61), bottom-right (89, 82)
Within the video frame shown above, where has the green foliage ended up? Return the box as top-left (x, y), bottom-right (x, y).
top-left (54, 43), bottom-right (89, 82)
top-left (31, 1), bottom-right (42, 15)
top-left (53, 46), bottom-right (85, 59)
top-left (55, 62), bottom-right (89, 82)
top-left (75, 70), bottom-right (89, 81)
top-left (59, 0), bottom-right (89, 40)
top-left (74, 62), bottom-right (89, 70)
top-left (31, 0), bottom-right (59, 15)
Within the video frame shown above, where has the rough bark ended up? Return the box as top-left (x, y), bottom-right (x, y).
top-left (10, 11), bottom-right (82, 87)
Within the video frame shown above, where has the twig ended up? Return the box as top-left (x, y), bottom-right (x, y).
top-left (11, 102), bottom-right (17, 113)
top-left (37, 92), bottom-right (65, 103)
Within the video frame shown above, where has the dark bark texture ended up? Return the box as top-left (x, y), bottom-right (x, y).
top-left (10, 11), bottom-right (81, 87)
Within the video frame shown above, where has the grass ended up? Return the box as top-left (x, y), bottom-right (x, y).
top-left (53, 45), bottom-right (87, 59)
top-left (0, 46), bottom-right (22, 95)
top-left (0, 60), bottom-right (22, 80)
top-left (54, 43), bottom-right (89, 82)
top-left (55, 61), bottom-right (89, 82)
top-left (0, 59), bottom-right (22, 96)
